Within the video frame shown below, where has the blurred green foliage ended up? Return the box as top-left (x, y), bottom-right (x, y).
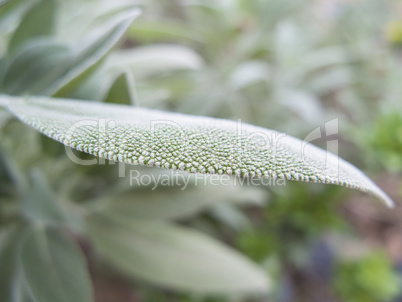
top-left (334, 251), bottom-right (400, 302)
top-left (0, 0), bottom-right (402, 302)
top-left (369, 112), bottom-right (402, 172)
top-left (237, 184), bottom-right (344, 263)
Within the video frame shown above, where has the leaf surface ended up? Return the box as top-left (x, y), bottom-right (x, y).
top-left (88, 182), bottom-right (267, 220)
top-left (21, 169), bottom-right (66, 225)
top-left (0, 225), bottom-right (33, 302)
top-left (8, 0), bottom-right (56, 52)
top-left (88, 215), bottom-right (270, 295)
top-left (0, 95), bottom-right (393, 206)
top-left (46, 9), bottom-right (141, 96)
top-left (0, 107), bottom-right (12, 128)
top-left (1, 39), bottom-right (73, 95)
top-left (104, 70), bottom-right (136, 105)
top-left (106, 44), bottom-right (203, 76)
top-left (21, 227), bottom-right (92, 302)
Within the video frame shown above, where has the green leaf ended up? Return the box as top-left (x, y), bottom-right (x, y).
top-left (0, 0), bottom-right (34, 38)
top-left (20, 169), bottom-right (66, 225)
top-left (0, 107), bottom-right (12, 128)
top-left (106, 44), bottom-right (203, 77)
top-left (87, 215), bottom-right (270, 295)
top-left (210, 203), bottom-right (252, 230)
top-left (104, 70), bottom-right (136, 105)
top-left (0, 225), bottom-right (34, 302)
top-left (67, 71), bottom-right (107, 101)
top-left (0, 145), bottom-right (28, 193)
top-left (0, 9), bottom-right (140, 96)
top-left (0, 95), bottom-right (393, 206)
top-left (87, 182), bottom-right (267, 220)
top-left (127, 20), bottom-right (200, 43)
top-left (47, 9), bottom-right (141, 97)
top-left (228, 61), bottom-right (269, 91)
top-left (1, 39), bottom-right (73, 95)
top-left (21, 227), bottom-right (93, 302)
top-left (8, 0), bottom-right (56, 52)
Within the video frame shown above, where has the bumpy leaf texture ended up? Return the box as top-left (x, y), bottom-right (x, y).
top-left (0, 95), bottom-right (393, 206)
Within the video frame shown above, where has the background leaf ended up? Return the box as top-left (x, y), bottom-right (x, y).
top-left (104, 70), bottom-right (136, 105)
top-left (8, 0), bottom-right (56, 52)
top-left (87, 181), bottom-right (267, 220)
top-left (87, 214), bottom-right (270, 295)
top-left (0, 8), bottom-right (140, 97)
top-left (1, 39), bottom-right (72, 95)
top-left (0, 225), bottom-right (33, 302)
top-left (127, 20), bottom-right (199, 43)
top-left (47, 9), bottom-right (141, 97)
top-left (106, 44), bottom-right (204, 77)
top-left (0, 107), bottom-right (12, 128)
top-left (21, 227), bottom-right (93, 302)
top-left (20, 169), bottom-right (66, 226)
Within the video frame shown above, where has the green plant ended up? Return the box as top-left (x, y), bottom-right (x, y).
top-left (0, 1), bottom-right (400, 302)
top-left (334, 251), bottom-right (400, 302)
top-left (0, 94), bottom-right (393, 205)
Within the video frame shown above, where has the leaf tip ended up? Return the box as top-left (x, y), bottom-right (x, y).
top-left (124, 7), bottom-right (142, 21)
top-left (382, 194), bottom-right (395, 208)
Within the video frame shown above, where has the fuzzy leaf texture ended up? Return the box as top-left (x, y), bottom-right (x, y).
top-left (0, 95), bottom-right (393, 206)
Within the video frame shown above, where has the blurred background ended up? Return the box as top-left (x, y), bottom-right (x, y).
top-left (1, 0), bottom-right (402, 301)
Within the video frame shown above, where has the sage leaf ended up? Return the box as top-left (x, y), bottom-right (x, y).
top-left (127, 20), bottom-right (199, 43)
top-left (0, 95), bottom-right (393, 206)
top-left (1, 9), bottom-right (140, 96)
top-left (21, 169), bottom-right (66, 225)
top-left (21, 227), bottom-right (93, 302)
top-left (47, 9), bottom-right (141, 97)
top-left (1, 39), bottom-right (73, 95)
top-left (0, 225), bottom-right (33, 302)
top-left (104, 70), bottom-right (136, 105)
top-left (87, 182), bottom-right (267, 220)
top-left (0, 0), bottom-right (32, 34)
top-left (0, 107), bottom-right (12, 128)
top-left (106, 44), bottom-right (203, 77)
top-left (88, 215), bottom-right (270, 295)
top-left (8, 0), bottom-right (56, 52)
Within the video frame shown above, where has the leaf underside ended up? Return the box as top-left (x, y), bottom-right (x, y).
top-left (0, 95), bottom-right (393, 206)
